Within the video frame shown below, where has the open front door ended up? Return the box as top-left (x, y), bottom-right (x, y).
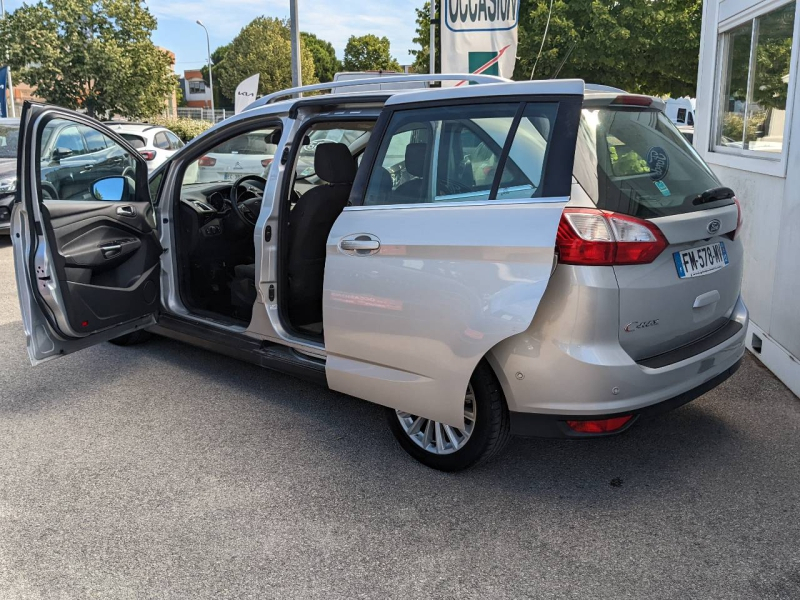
top-left (323, 80), bottom-right (584, 428)
top-left (11, 103), bottom-right (161, 365)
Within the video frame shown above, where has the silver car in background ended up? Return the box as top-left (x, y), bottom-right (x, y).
top-left (10, 79), bottom-right (747, 471)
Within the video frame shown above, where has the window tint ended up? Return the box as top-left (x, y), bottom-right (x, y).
top-left (365, 104), bottom-right (522, 206)
top-left (39, 118), bottom-right (139, 202)
top-left (364, 102), bottom-right (558, 206)
top-left (574, 107), bottom-right (724, 218)
top-left (687, 112), bottom-right (694, 126)
top-left (676, 108), bottom-right (687, 123)
top-left (153, 132), bottom-right (170, 149)
top-left (120, 133), bottom-right (146, 149)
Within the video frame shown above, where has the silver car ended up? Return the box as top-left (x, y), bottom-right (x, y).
top-left (10, 79), bottom-right (747, 471)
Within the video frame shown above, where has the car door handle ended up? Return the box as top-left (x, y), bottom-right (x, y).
top-left (99, 243), bottom-right (122, 259)
top-left (339, 235), bottom-right (380, 255)
top-left (116, 205), bottom-right (136, 217)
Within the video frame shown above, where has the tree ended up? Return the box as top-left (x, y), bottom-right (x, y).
top-left (342, 34), bottom-right (402, 72)
top-left (0, 0), bottom-right (177, 119)
top-left (202, 42), bottom-right (234, 108)
top-left (214, 17), bottom-right (317, 99)
top-left (301, 32), bottom-right (340, 82)
top-left (513, 0), bottom-right (702, 97)
top-left (409, 2), bottom-right (440, 73)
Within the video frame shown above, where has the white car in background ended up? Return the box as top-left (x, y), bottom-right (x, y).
top-left (106, 122), bottom-right (184, 172)
top-left (195, 129), bottom-right (278, 183)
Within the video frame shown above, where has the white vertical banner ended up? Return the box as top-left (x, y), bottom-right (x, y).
top-left (440, 0), bottom-right (519, 85)
top-left (234, 74), bottom-right (260, 114)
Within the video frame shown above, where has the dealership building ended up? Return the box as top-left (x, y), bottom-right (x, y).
top-left (695, 0), bottom-right (800, 396)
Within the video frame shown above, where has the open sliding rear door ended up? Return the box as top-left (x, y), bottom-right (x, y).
top-left (11, 102), bottom-right (161, 365)
top-left (322, 80), bottom-right (585, 428)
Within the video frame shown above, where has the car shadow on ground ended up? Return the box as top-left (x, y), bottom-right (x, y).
top-left (1, 318), bottom-right (757, 507)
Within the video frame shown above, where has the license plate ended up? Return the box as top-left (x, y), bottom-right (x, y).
top-left (674, 242), bottom-right (729, 278)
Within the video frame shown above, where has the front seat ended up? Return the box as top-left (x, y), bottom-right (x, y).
top-left (287, 142), bottom-right (357, 327)
top-left (393, 142), bottom-right (428, 203)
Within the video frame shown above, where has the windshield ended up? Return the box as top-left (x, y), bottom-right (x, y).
top-left (574, 107), bottom-right (729, 218)
top-left (0, 123), bottom-right (20, 159)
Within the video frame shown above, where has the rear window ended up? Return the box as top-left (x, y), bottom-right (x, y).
top-left (574, 107), bottom-right (729, 218)
top-left (119, 133), bottom-right (145, 149)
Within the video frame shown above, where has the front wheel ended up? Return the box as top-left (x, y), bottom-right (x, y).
top-left (386, 361), bottom-right (511, 471)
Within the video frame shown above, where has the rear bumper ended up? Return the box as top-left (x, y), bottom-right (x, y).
top-left (487, 262), bottom-right (749, 422)
top-left (510, 357), bottom-right (743, 438)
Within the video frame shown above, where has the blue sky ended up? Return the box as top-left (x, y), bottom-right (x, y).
top-left (2, 0), bottom-right (421, 74)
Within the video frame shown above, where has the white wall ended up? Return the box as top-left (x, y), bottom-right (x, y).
top-left (696, 0), bottom-right (800, 396)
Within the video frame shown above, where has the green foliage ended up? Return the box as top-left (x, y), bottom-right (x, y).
top-left (201, 42), bottom-right (234, 108)
top-left (512, 0), bottom-right (703, 97)
top-left (409, 2), bottom-right (440, 74)
top-left (343, 34), bottom-right (402, 72)
top-left (214, 17), bottom-right (317, 99)
top-left (0, 0), bottom-right (178, 119)
top-left (301, 32), bottom-right (341, 82)
top-left (609, 146), bottom-right (650, 175)
top-left (147, 116), bottom-right (211, 142)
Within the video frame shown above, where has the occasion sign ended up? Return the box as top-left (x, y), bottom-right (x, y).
top-left (441, 0), bottom-right (519, 84)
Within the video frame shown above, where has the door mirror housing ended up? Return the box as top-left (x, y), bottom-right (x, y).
top-left (52, 147), bottom-right (73, 161)
top-left (91, 176), bottom-right (126, 202)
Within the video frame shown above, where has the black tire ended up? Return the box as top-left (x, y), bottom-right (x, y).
top-left (386, 361), bottom-right (511, 472)
top-left (108, 330), bottom-right (153, 346)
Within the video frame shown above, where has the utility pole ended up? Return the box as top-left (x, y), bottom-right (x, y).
top-left (196, 20), bottom-right (215, 122)
top-left (0, 0), bottom-right (14, 117)
top-left (289, 0), bottom-right (302, 91)
top-left (429, 0), bottom-right (435, 74)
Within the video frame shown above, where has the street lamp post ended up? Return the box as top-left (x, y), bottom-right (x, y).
top-left (289, 0), bottom-right (301, 90)
top-left (196, 20), bottom-right (215, 122)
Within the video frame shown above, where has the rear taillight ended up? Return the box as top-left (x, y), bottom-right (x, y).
top-left (566, 415), bottom-right (634, 434)
top-left (198, 155), bottom-right (216, 167)
top-left (556, 208), bottom-right (668, 266)
top-left (612, 95), bottom-right (652, 106)
top-left (139, 150), bottom-right (156, 161)
top-left (731, 197), bottom-right (743, 240)
top-left (261, 158), bottom-right (273, 168)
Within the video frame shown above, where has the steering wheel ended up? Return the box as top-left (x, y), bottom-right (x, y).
top-left (229, 175), bottom-right (267, 226)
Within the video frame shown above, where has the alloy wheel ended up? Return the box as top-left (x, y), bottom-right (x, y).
top-left (395, 384), bottom-right (477, 455)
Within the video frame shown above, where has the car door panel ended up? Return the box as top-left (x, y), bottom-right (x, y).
top-left (11, 102), bottom-right (161, 365)
top-left (322, 80), bottom-right (584, 428)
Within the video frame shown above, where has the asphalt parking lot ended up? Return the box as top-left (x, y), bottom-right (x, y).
top-left (1, 237), bottom-right (799, 599)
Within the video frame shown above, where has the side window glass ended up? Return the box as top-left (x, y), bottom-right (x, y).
top-left (687, 112), bottom-right (695, 126)
top-left (364, 103), bottom-right (523, 206)
top-left (166, 131), bottom-right (183, 150)
top-left (676, 108), bottom-right (687, 124)
top-left (154, 132), bottom-right (170, 149)
top-left (495, 103), bottom-right (559, 200)
top-left (82, 126), bottom-right (108, 153)
top-left (54, 125), bottom-right (85, 156)
top-left (39, 118), bottom-right (138, 202)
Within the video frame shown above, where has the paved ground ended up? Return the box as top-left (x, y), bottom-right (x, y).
top-left (0, 237), bottom-right (799, 600)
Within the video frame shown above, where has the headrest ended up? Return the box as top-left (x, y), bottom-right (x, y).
top-left (315, 142), bottom-right (357, 185)
top-left (405, 143), bottom-right (427, 177)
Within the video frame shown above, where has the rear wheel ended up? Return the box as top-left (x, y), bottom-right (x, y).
top-left (108, 330), bottom-right (152, 346)
top-left (387, 361), bottom-right (511, 471)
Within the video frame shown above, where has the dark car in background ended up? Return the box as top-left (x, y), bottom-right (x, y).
top-left (0, 118), bottom-right (20, 234)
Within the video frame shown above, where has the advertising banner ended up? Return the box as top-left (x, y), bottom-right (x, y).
top-left (234, 73), bottom-right (260, 114)
top-left (0, 67), bottom-right (8, 118)
top-left (440, 0), bottom-right (519, 85)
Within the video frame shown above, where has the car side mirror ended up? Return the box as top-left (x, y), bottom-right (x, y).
top-left (52, 147), bottom-right (73, 161)
top-left (91, 176), bottom-right (126, 202)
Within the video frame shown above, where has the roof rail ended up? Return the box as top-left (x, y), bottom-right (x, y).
top-left (585, 83), bottom-right (627, 93)
top-left (245, 73), bottom-right (509, 112)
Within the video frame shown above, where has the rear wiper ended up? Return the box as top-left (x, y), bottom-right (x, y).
top-left (689, 186), bottom-right (735, 205)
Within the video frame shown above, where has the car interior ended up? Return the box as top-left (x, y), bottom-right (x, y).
top-left (173, 121), bottom-right (375, 334)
